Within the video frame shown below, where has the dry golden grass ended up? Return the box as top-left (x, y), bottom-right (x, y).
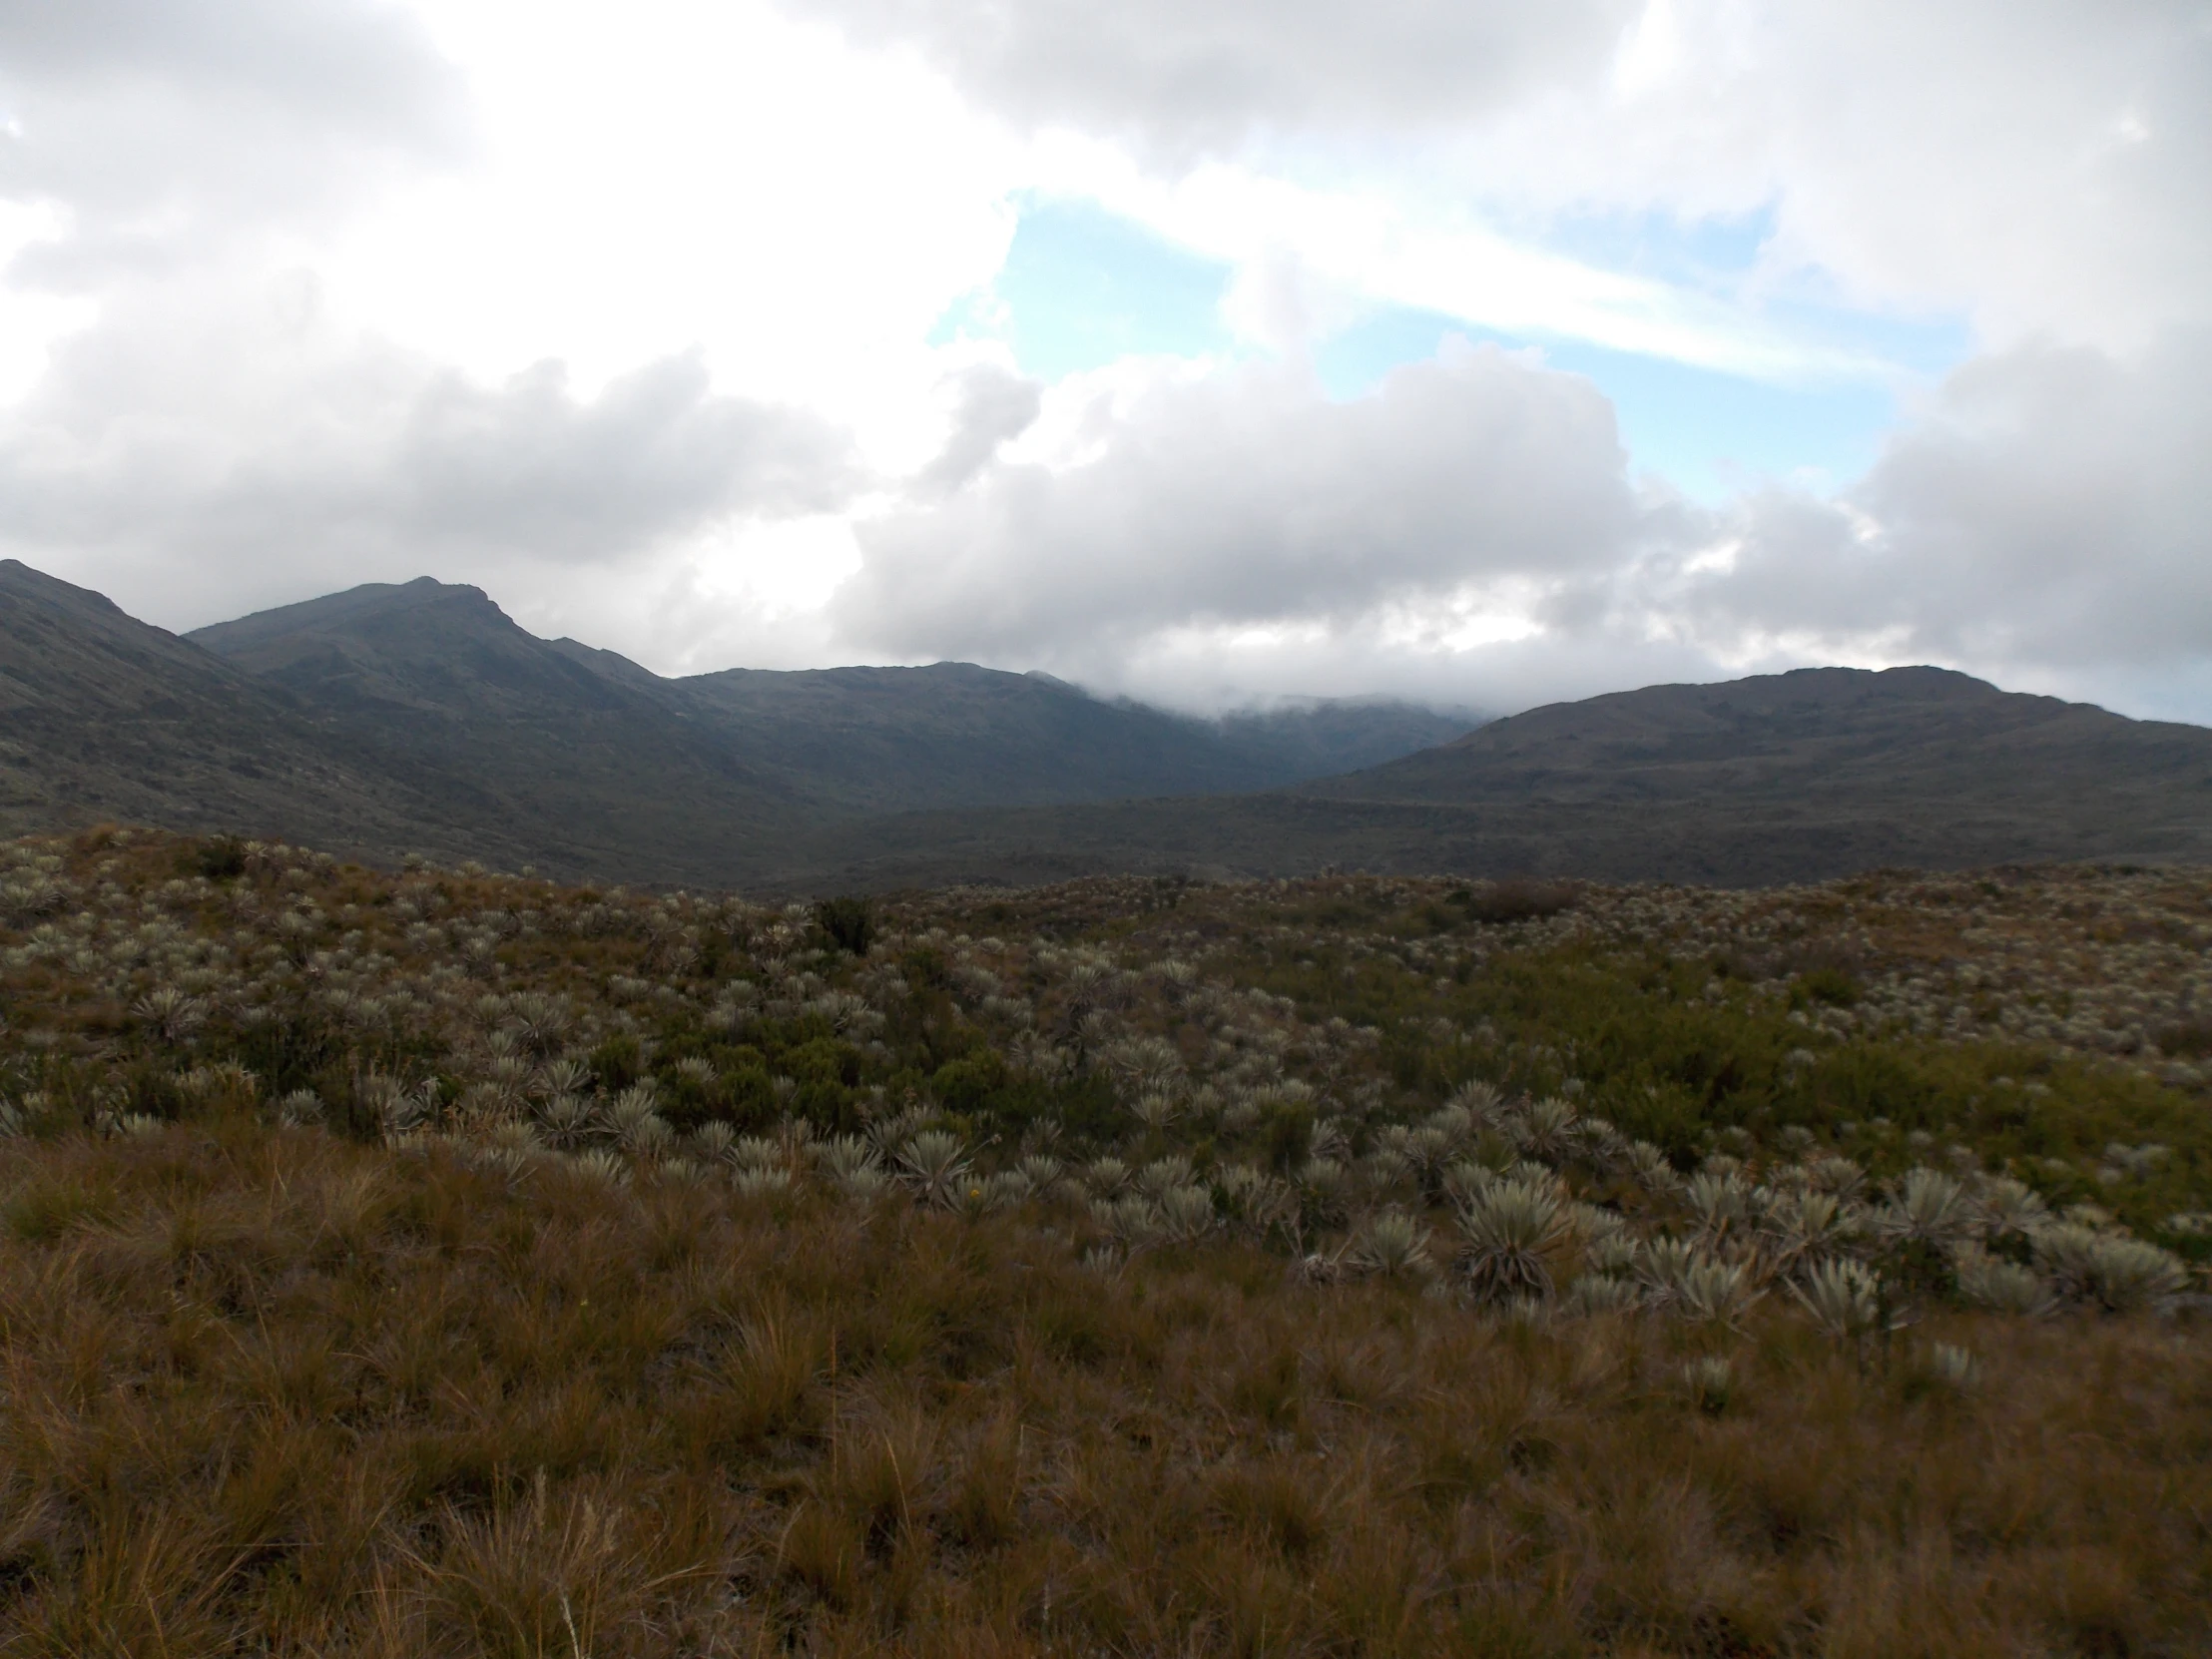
top-left (3, 828), bottom-right (2210, 1653)
top-left (0, 1121), bottom-right (2205, 1656)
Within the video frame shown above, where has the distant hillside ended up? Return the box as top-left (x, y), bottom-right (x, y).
top-left (186, 578), bottom-right (813, 882)
top-left (192, 578), bottom-right (1466, 823)
top-left (13, 561), bottom-right (2206, 889)
top-left (547, 641), bottom-right (1467, 815)
top-left (764, 667), bottom-right (2212, 889)
top-left (1215, 697), bottom-right (1478, 783)
top-left (0, 564), bottom-right (1470, 883)
top-left (1302, 666), bottom-right (2197, 812)
top-left (0, 561), bottom-right (511, 865)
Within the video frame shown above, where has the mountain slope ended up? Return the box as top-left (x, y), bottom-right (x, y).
top-left (192, 578), bottom-right (1465, 822)
top-left (1301, 666), bottom-right (2198, 809)
top-left (188, 579), bottom-right (808, 883)
top-left (179, 575), bottom-right (1466, 879)
top-left (1290, 665), bottom-right (2212, 870)
top-left (0, 560), bottom-right (499, 861)
top-left (547, 643), bottom-right (1468, 814)
top-left (765, 667), bottom-right (2212, 889)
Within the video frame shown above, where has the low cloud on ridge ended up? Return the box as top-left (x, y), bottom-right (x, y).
top-left (833, 326), bottom-right (2212, 721)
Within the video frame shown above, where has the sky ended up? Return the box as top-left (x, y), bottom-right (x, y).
top-left (0, 0), bottom-right (2207, 722)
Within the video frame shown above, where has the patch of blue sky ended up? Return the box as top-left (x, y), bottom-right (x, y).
top-left (1510, 202), bottom-right (1781, 295)
top-left (1311, 203), bottom-right (1975, 496)
top-left (1529, 203), bottom-right (1971, 376)
top-left (940, 196), bottom-right (1977, 500)
top-left (928, 197), bottom-right (1239, 379)
top-left (1551, 338), bottom-right (1910, 499)
top-left (1757, 295), bottom-right (1973, 382)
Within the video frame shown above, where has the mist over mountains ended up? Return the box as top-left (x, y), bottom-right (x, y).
top-left (6, 557), bottom-right (2208, 889)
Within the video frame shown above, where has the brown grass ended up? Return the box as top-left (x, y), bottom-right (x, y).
top-left (2, 830), bottom-right (2209, 1651)
top-left (0, 1122), bottom-right (2205, 1656)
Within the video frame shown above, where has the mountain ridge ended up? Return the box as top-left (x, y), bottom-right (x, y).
top-left (6, 560), bottom-right (2206, 889)
top-left (1301, 664), bottom-right (2203, 804)
top-left (764, 664), bottom-right (2212, 889)
top-left (0, 560), bottom-right (530, 866)
top-left (189, 578), bottom-right (1473, 821)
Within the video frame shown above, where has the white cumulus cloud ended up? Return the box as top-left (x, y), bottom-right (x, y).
top-left (0, 280), bottom-right (863, 628)
top-left (837, 339), bottom-right (1693, 668)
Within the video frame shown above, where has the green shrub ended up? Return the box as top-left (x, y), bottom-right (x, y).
top-left (813, 894), bottom-right (875, 956)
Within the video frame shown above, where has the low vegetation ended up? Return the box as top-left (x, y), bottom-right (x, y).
top-left (1, 828), bottom-right (2207, 1655)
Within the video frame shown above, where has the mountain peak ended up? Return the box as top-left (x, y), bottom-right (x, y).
top-left (186, 577), bottom-right (511, 658)
top-left (184, 576), bottom-right (604, 720)
top-left (0, 558), bottom-right (130, 622)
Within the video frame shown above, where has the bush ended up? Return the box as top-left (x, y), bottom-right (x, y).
top-left (814, 895), bottom-right (875, 955)
top-left (1458, 877), bottom-right (1576, 925)
top-left (187, 835), bottom-right (247, 880)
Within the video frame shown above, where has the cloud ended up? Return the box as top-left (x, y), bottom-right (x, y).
top-left (827, 325), bottom-right (2212, 723)
top-left (0, 0), bottom-right (2198, 735)
top-left (0, 0), bottom-right (469, 281)
top-left (1569, 0), bottom-right (2212, 350)
top-left (1685, 330), bottom-right (2212, 704)
top-left (781, 0), bottom-right (1637, 160)
top-left (913, 362), bottom-right (1042, 497)
top-left (0, 0), bottom-right (995, 649)
top-left (383, 353), bottom-right (861, 556)
top-left (0, 283), bottom-right (864, 624)
top-left (1052, 606), bottom-right (1727, 720)
top-left (789, 0), bottom-right (2212, 350)
top-left (836, 338), bottom-right (1690, 667)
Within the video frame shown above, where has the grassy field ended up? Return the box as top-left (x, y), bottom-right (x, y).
top-left (0, 829), bottom-right (2207, 1655)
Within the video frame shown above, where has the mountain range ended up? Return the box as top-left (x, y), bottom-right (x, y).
top-left (808, 665), bottom-right (2212, 889)
top-left (6, 557), bottom-right (2208, 888)
top-left (2, 561), bottom-right (1463, 882)
top-left (188, 577), bottom-right (1466, 819)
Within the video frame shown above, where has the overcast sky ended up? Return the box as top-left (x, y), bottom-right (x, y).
top-left (1, 0), bottom-right (2206, 720)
